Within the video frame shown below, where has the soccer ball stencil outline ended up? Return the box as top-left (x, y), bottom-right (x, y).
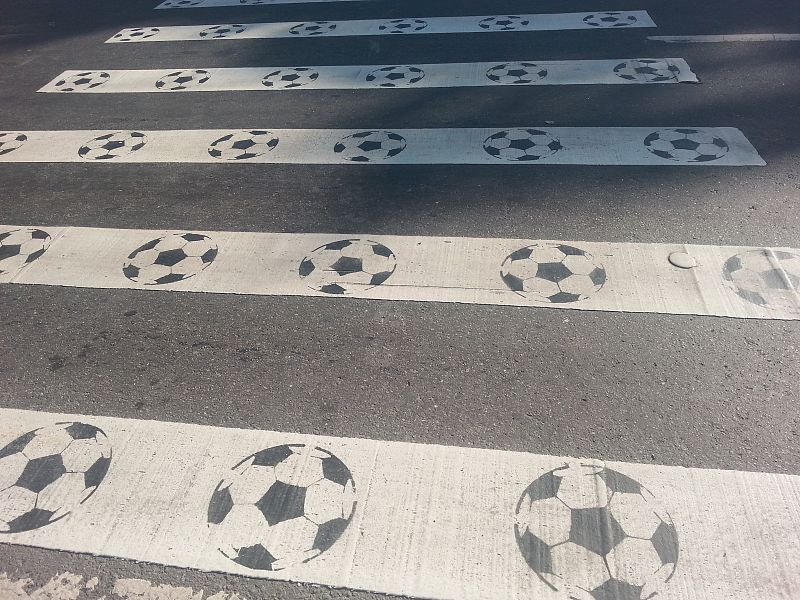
top-left (207, 443), bottom-right (357, 571)
top-left (0, 421), bottom-right (112, 534)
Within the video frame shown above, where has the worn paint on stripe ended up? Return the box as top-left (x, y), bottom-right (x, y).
top-left (0, 128), bottom-right (763, 166)
top-left (1, 408), bottom-right (800, 600)
top-left (648, 33), bottom-right (800, 42)
top-left (1, 226), bottom-right (798, 320)
top-left (38, 59), bottom-right (698, 94)
top-left (107, 11), bottom-right (656, 43)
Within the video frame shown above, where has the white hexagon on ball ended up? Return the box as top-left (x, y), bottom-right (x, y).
top-left (523, 496), bottom-right (573, 546)
top-left (275, 453), bottom-right (324, 487)
top-left (0, 453), bottom-right (28, 490)
top-left (606, 537), bottom-right (664, 587)
top-left (549, 541), bottom-right (611, 592)
top-left (229, 466), bottom-right (277, 505)
top-left (22, 428), bottom-right (74, 459)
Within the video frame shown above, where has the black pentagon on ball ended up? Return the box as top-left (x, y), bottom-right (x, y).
top-left (507, 247), bottom-right (534, 262)
top-left (232, 544), bottom-right (278, 570)
top-left (330, 256), bottom-right (362, 275)
top-left (598, 468), bottom-right (641, 493)
top-left (321, 454), bottom-right (354, 486)
top-left (154, 248), bottom-right (188, 267)
top-left (516, 530), bottom-right (553, 575)
top-left (320, 283), bottom-right (346, 294)
top-left (370, 271), bottom-right (393, 286)
top-left (536, 262), bottom-right (572, 283)
top-left (592, 578), bottom-right (642, 600)
top-left (201, 248), bottom-right (217, 263)
top-left (313, 518), bottom-right (350, 552)
top-left (7, 508), bottom-right (57, 533)
top-left (207, 485), bottom-right (234, 524)
top-left (358, 140), bottom-right (383, 152)
top-left (84, 455), bottom-right (111, 489)
top-left (122, 264), bottom-right (140, 279)
top-left (569, 507), bottom-right (626, 556)
top-left (298, 258), bottom-right (315, 277)
top-left (0, 430), bottom-right (36, 459)
top-left (518, 470), bottom-right (560, 501)
top-left (501, 272), bottom-right (524, 292)
top-left (255, 481), bottom-right (307, 525)
top-left (251, 444), bottom-right (295, 468)
top-left (652, 520), bottom-right (679, 565)
top-left (0, 244), bottom-right (21, 260)
top-left (154, 272), bottom-right (188, 285)
top-left (548, 291), bottom-right (581, 303)
top-left (65, 422), bottom-right (101, 440)
top-left (18, 454), bottom-right (66, 493)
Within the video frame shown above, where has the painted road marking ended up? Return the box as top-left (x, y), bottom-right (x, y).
top-left (107, 12), bottom-right (656, 43)
top-left (1, 408), bottom-right (800, 600)
top-left (649, 33), bottom-right (800, 43)
top-left (39, 60), bottom-right (698, 94)
top-left (1, 226), bottom-right (798, 320)
top-left (0, 128), bottom-right (763, 166)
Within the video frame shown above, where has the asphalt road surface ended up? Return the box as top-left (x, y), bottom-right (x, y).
top-left (1, 0), bottom-right (799, 596)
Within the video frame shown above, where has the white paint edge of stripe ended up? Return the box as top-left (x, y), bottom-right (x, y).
top-left (1, 225), bottom-right (798, 320)
top-left (0, 127), bottom-right (765, 166)
top-left (37, 59), bottom-right (699, 93)
top-left (1, 407), bottom-right (800, 600)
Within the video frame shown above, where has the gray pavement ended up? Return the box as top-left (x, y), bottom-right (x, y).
top-left (0, 0), bottom-right (798, 596)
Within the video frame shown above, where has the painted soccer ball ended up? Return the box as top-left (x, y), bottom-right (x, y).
top-left (262, 68), bottom-right (319, 89)
top-left (501, 243), bottom-right (606, 303)
top-left (208, 130), bottom-right (280, 160)
top-left (722, 249), bottom-right (800, 310)
top-left (483, 129), bottom-right (562, 162)
top-left (0, 228), bottom-right (51, 275)
top-left (199, 25), bottom-right (246, 39)
top-left (155, 69), bottom-right (211, 91)
top-left (613, 60), bottom-right (680, 83)
top-left (365, 66), bottom-right (425, 88)
top-left (111, 28), bottom-right (160, 42)
top-left (78, 131), bottom-right (147, 160)
top-left (0, 132), bottom-right (28, 156)
top-left (515, 462), bottom-right (679, 599)
top-left (289, 22), bottom-right (337, 36)
top-left (208, 444), bottom-right (356, 571)
top-left (643, 128), bottom-right (729, 162)
top-left (123, 233), bottom-right (218, 285)
top-left (486, 62), bottom-right (548, 85)
top-left (0, 422), bottom-right (112, 533)
top-left (478, 16), bottom-right (530, 31)
top-left (583, 12), bottom-right (638, 27)
top-left (378, 18), bottom-right (428, 34)
top-left (53, 71), bottom-right (111, 92)
top-left (299, 239), bottom-right (397, 295)
top-left (333, 131), bottom-right (407, 162)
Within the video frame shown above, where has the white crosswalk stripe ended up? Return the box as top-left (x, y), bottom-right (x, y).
top-left (39, 60), bottom-right (699, 93)
top-left (107, 12), bottom-right (656, 43)
top-left (0, 127), bottom-right (763, 165)
top-left (1, 408), bottom-right (799, 600)
top-left (2, 226), bottom-right (798, 320)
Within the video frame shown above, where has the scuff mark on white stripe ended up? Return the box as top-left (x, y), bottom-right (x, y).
top-left (0, 225), bottom-right (798, 320)
top-left (108, 11), bottom-right (656, 43)
top-left (38, 59), bottom-right (699, 94)
top-left (1, 408), bottom-right (800, 600)
top-left (0, 127), bottom-right (764, 166)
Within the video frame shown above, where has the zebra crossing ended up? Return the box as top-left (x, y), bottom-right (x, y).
top-left (1, 0), bottom-right (799, 598)
top-left (107, 12), bottom-right (656, 43)
top-left (39, 59), bottom-right (699, 93)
